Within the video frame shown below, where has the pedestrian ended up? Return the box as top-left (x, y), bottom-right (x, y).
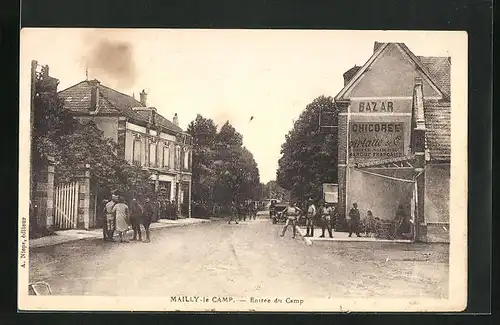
top-left (100, 199), bottom-right (110, 241)
top-left (394, 204), bottom-right (411, 239)
top-left (172, 200), bottom-right (178, 220)
top-left (112, 196), bottom-right (130, 243)
top-left (319, 202), bottom-right (334, 238)
top-left (364, 210), bottom-right (377, 237)
top-left (228, 201), bottom-right (239, 224)
top-left (348, 202), bottom-right (361, 237)
top-left (104, 195), bottom-right (117, 241)
top-left (142, 197), bottom-right (154, 243)
top-left (130, 198), bottom-right (144, 242)
top-left (251, 201), bottom-right (257, 220)
top-left (280, 202), bottom-right (301, 238)
top-left (304, 198), bottom-right (317, 237)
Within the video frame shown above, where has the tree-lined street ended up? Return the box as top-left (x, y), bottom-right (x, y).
top-left (29, 212), bottom-right (448, 298)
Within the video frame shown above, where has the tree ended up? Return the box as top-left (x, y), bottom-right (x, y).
top-left (263, 180), bottom-right (290, 201)
top-left (276, 95), bottom-right (338, 203)
top-left (187, 116), bottom-right (261, 215)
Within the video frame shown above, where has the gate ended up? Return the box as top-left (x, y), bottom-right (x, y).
top-left (53, 181), bottom-right (79, 229)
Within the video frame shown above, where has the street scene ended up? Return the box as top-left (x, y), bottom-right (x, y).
top-left (20, 29), bottom-right (466, 311)
top-left (29, 212), bottom-right (448, 298)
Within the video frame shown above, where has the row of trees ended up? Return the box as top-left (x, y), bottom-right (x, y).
top-left (187, 115), bottom-right (261, 214)
top-left (276, 95), bottom-right (338, 203)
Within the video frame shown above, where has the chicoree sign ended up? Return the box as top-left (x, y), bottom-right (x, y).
top-left (348, 122), bottom-right (404, 161)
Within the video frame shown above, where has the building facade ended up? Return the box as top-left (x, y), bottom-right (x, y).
top-left (58, 79), bottom-right (193, 217)
top-left (334, 42), bottom-right (451, 242)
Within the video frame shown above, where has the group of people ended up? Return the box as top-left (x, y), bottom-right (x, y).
top-left (227, 201), bottom-right (258, 224)
top-left (157, 199), bottom-right (179, 220)
top-left (279, 199), bottom-right (338, 239)
top-left (346, 202), bottom-right (413, 239)
top-left (277, 199), bottom-right (412, 240)
top-left (101, 194), bottom-right (155, 243)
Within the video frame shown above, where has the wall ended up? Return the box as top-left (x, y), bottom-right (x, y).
top-left (75, 116), bottom-right (119, 142)
top-left (344, 43), bottom-right (442, 99)
top-left (424, 164), bottom-right (450, 223)
top-left (347, 167), bottom-right (414, 221)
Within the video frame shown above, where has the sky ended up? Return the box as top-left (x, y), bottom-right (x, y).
top-left (20, 29), bottom-right (463, 183)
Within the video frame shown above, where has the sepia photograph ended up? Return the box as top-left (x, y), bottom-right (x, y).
top-left (18, 29), bottom-right (467, 312)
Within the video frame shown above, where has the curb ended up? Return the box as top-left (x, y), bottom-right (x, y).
top-left (30, 219), bottom-right (211, 249)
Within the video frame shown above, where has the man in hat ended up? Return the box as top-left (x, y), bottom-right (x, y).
top-left (319, 201), bottom-right (336, 238)
top-left (104, 195), bottom-right (118, 241)
top-left (304, 198), bottom-right (317, 237)
top-left (129, 198), bottom-right (144, 241)
top-left (348, 202), bottom-right (361, 237)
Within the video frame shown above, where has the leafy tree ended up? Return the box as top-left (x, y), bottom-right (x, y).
top-left (277, 95), bottom-right (338, 203)
top-left (187, 116), bottom-right (261, 215)
top-left (263, 180), bottom-right (290, 201)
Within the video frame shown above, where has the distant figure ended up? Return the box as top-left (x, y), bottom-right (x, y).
top-left (348, 202), bottom-right (361, 237)
top-left (363, 210), bottom-right (377, 237)
top-left (100, 199), bottom-right (110, 241)
top-left (228, 201), bottom-right (239, 224)
top-left (395, 204), bottom-right (411, 239)
top-left (280, 202), bottom-right (301, 238)
top-left (142, 197), bottom-right (155, 243)
top-left (304, 198), bottom-right (317, 237)
top-left (112, 196), bottom-right (130, 243)
top-left (130, 198), bottom-right (144, 242)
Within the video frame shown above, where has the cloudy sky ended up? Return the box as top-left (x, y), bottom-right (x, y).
top-left (20, 29), bottom-right (463, 183)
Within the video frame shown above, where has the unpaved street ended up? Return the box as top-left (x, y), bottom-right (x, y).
top-left (29, 212), bottom-right (448, 298)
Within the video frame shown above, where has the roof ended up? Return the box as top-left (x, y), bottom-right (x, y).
top-left (335, 42), bottom-right (451, 162)
top-left (424, 100), bottom-right (451, 161)
top-left (59, 80), bottom-right (183, 133)
top-left (418, 56), bottom-right (451, 97)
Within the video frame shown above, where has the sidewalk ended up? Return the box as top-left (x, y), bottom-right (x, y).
top-left (295, 226), bottom-right (412, 246)
top-left (29, 218), bottom-right (210, 249)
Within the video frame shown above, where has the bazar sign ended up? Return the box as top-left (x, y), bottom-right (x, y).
top-left (351, 99), bottom-right (412, 113)
top-left (349, 122), bottom-right (404, 161)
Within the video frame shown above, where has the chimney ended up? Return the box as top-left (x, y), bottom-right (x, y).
top-left (173, 113), bottom-right (179, 126)
top-left (140, 89), bottom-right (147, 106)
top-left (89, 79), bottom-right (100, 112)
top-left (343, 65), bottom-right (361, 86)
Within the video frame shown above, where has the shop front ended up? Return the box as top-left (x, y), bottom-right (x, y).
top-left (333, 42), bottom-right (451, 242)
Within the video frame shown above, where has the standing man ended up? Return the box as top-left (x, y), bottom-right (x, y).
top-left (320, 202), bottom-right (337, 238)
top-left (142, 197), bottom-right (154, 243)
top-left (280, 202), bottom-right (301, 238)
top-left (129, 198), bottom-right (144, 242)
top-left (304, 198), bottom-right (317, 237)
top-left (228, 201), bottom-right (239, 224)
top-left (348, 202), bottom-right (361, 237)
top-left (104, 195), bottom-right (117, 241)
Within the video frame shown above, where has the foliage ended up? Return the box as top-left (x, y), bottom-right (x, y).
top-left (276, 95), bottom-right (338, 203)
top-left (187, 115), bottom-right (261, 214)
top-left (262, 180), bottom-right (290, 201)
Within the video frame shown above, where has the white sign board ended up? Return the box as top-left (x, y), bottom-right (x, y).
top-left (323, 183), bottom-right (338, 203)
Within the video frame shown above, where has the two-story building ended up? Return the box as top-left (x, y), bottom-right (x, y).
top-left (58, 79), bottom-right (193, 217)
top-left (333, 42), bottom-right (451, 242)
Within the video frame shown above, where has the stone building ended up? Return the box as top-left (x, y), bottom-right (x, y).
top-left (333, 42), bottom-right (451, 242)
top-left (58, 79), bottom-right (193, 218)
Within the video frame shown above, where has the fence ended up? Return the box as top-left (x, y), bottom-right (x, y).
top-left (53, 181), bottom-right (79, 229)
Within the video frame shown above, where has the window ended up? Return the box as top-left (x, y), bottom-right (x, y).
top-left (149, 141), bottom-right (157, 167)
top-left (133, 136), bottom-right (142, 165)
top-left (175, 145), bottom-right (181, 170)
top-left (183, 148), bottom-right (190, 170)
top-left (163, 143), bottom-right (170, 168)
